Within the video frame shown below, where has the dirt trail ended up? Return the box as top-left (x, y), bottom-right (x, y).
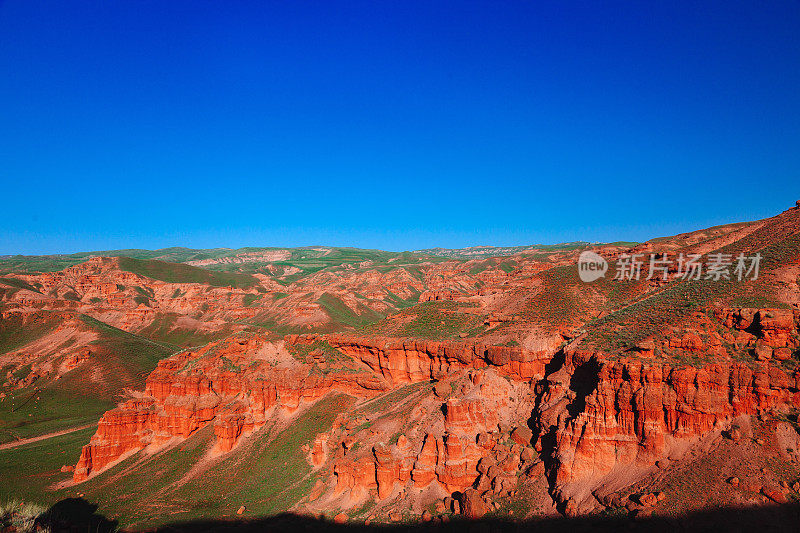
top-left (0, 423), bottom-right (95, 451)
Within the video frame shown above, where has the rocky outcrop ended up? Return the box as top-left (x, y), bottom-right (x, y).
top-left (419, 290), bottom-right (460, 302)
top-left (288, 333), bottom-right (551, 383)
top-left (72, 306), bottom-right (800, 518)
top-left (74, 330), bottom-right (549, 502)
top-left (74, 335), bottom-right (389, 481)
top-left (332, 430), bottom-right (522, 499)
top-left (443, 398), bottom-right (499, 434)
top-left (326, 362), bottom-right (537, 503)
top-left (537, 334), bottom-right (800, 509)
top-left (713, 308), bottom-right (799, 348)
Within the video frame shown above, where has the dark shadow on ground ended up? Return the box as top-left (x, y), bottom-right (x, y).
top-left (37, 497), bottom-right (118, 533)
top-left (37, 498), bottom-right (800, 533)
top-left (146, 503), bottom-right (800, 533)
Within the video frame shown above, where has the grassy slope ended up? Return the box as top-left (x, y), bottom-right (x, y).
top-left (116, 257), bottom-right (259, 289)
top-left (316, 293), bottom-right (384, 330)
top-left (0, 315), bottom-right (175, 444)
top-left (77, 315), bottom-right (177, 384)
top-left (519, 265), bottom-right (611, 328)
top-left (0, 316), bottom-right (181, 509)
top-left (0, 315), bottom-right (59, 356)
top-left (266, 248), bottom-right (419, 283)
top-left (583, 209), bottom-right (800, 353)
top-left (360, 301), bottom-right (486, 340)
top-left (0, 427), bottom-right (96, 504)
top-left (135, 313), bottom-right (234, 348)
top-left (0, 388), bottom-right (110, 445)
top-left (0, 394), bottom-right (354, 526)
top-left (0, 277), bottom-right (42, 293)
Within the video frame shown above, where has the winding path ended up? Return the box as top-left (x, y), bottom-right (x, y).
top-left (0, 423), bottom-right (95, 451)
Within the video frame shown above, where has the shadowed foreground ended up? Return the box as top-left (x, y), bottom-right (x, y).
top-left (36, 498), bottom-right (800, 533)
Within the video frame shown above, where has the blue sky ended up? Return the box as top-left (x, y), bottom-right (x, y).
top-left (1, 1), bottom-right (798, 254)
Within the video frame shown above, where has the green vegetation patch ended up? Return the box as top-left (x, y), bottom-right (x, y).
top-left (383, 288), bottom-right (421, 310)
top-left (361, 301), bottom-right (483, 340)
top-left (0, 277), bottom-right (41, 294)
top-left (585, 225), bottom-right (800, 354)
top-left (76, 425), bottom-right (216, 527)
top-left (0, 316), bottom-right (175, 443)
top-left (352, 381), bottom-right (431, 417)
top-left (499, 260), bottom-right (518, 273)
top-left (0, 427), bottom-right (96, 504)
top-left (520, 265), bottom-right (599, 327)
top-left (117, 257), bottom-right (259, 289)
top-left (137, 313), bottom-right (230, 348)
top-left (78, 315), bottom-right (176, 375)
top-left (243, 293), bottom-right (262, 307)
top-left (316, 292), bottom-right (383, 330)
top-left (0, 388), bottom-right (110, 445)
top-left (286, 339), bottom-right (353, 368)
top-left (0, 314), bottom-right (58, 356)
top-left (61, 291), bottom-right (80, 302)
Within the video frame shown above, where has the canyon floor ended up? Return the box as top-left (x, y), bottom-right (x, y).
top-left (1, 204), bottom-right (800, 531)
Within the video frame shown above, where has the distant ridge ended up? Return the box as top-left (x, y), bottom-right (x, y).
top-left (0, 242), bottom-right (645, 273)
top-left (0, 246), bottom-right (429, 275)
top-left (414, 241), bottom-right (638, 259)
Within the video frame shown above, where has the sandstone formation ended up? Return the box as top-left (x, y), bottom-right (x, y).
top-left (71, 305), bottom-right (800, 517)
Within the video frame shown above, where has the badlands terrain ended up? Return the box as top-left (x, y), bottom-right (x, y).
top-left (1, 203), bottom-right (800, 531)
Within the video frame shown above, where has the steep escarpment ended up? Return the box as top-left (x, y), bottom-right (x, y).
top-left (323, 366), bottom-right (539, 513)
top-left (73, 332), bottom-right (555, 485)
top-left (291, 333), bottom-right (552, 383)
top-left (534, 307), bottom-right (800, 513)
top-left (73, 335), bottom-right (391, 481)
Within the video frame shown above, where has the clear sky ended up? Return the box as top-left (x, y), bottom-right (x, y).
top-left (1, 1), bottom-right (799, 254)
